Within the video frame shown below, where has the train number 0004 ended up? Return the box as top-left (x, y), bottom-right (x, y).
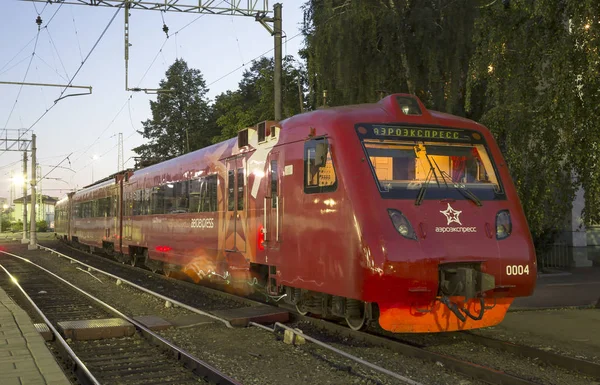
top-left (505, 265), bottom-right (529, 276)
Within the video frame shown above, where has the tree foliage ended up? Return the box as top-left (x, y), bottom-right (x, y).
top-left (211, 56), bottom-right (307, 143)
top-left (133, 59), bottom-right (216, 166)
top-left (302, 0), bottom-right (600, 247)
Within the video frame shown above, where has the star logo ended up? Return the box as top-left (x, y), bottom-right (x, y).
top-left (440, 203), bottom-right (462, 226)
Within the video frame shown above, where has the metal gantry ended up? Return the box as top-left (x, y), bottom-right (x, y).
top-left (21, 1), bottom-right (271, 16)
top-left (0, 130), bottom-right (37, 248)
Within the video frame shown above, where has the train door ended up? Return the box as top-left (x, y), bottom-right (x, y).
top-left (225, 156), bottom-right (246, 252)
top-left (123, 190), bottom-right (132, 241)
top-left (265, 152), bottom-right (281, 248)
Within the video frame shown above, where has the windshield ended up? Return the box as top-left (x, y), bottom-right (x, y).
top-left (357, 124), bottom-right (505, 201)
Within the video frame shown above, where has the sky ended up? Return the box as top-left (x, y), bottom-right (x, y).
top-left (0, 0), bottom-right (305, 203)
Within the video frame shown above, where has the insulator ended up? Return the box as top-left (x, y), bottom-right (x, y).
top-left (36, 15), bottom-right (42, 30)
top-left (162, 23), bottom-right (169, 37)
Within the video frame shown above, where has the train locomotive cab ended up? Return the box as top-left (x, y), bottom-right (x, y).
top-left (333, 94), bottom-right (537, 333)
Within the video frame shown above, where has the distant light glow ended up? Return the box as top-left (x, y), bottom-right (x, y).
top-left (12, 175), bottom-right (25, 186)
top-left (584, 24), bottom-right (590, 30)
top-left (488, 65), bottom-right (494, 74)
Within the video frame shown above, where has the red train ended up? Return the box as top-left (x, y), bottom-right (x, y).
top-left (55, 94), bottom-right (537, 333)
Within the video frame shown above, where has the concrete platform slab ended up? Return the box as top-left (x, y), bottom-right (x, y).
top-left (168, 313), bottom-right (214, 328)
top-left (512, 266), bottom-right (600, 309)
top-left (0, 286), bottom-right (70, 385)
top-left (58, 318), bottom-right (135, 340)
top-left (133, 315), bottom-right (172, 331)
top-left (33, 323), bottom-right (52, 341)
top-left (211, 305), bottom-right (289, 327)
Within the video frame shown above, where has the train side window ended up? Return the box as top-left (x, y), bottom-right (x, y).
top-left (304, 138), bottom-right (338, 193)
top-left (227, 170), bottom-right (235, 211)
top-left (174, 181), bottom-right (189, 213)
top-left (151, 186), bottom-right (165, 215)
top-left (190, 179), bottom-right (201, 212)
top-left (208, 175), bottom-right (217, 212)
top-left (237, 167), bottom-right (244, 210)
top-left (164, 183), bottom-right (176, 213)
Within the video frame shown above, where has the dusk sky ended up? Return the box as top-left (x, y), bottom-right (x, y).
top-left (0, 1), bottom-right (304, 202)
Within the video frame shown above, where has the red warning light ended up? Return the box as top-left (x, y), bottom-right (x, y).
top-left (155, 245), bottom-right (172, 252)
top-left (257, 225), bottom-right (265, 251)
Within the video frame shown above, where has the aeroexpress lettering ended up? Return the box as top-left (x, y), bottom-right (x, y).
top-left (435, 203), bottom-right (477, 234)
top-left (373, 127), bottom-right (460, 140)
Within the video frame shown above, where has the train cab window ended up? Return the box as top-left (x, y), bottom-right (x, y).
top-left (304, 138), bottom-right (338, 193)
top-left (237, 168), bottom-right (244, 210)
top-left (228, 170), bottom-right (235, 211)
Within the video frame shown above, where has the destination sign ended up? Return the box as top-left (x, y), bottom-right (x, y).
top-left (356, 124), bottom-right (480, 142)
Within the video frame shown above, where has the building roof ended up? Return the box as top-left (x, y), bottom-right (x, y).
top-left (13, 195), bottom-right (59, 205)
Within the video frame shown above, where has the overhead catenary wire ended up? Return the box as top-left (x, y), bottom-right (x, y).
top-left (207, 31), bottom-right (303, 88)
top-left (45, 27), bottom-right (71, 80)
top-left (3, 31), bottom-right (41, 130)
top-left (73, 3), bottom-right (228, 178)
top-left (70, 6), bottom-right (85, 63)
top-left (2, 4), bottom-right (124, 158)
top-left (0, 35), bottom-right (37, 75)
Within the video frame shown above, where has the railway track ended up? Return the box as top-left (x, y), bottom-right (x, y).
top-left (0, 250), bottom-right (239, 385)
top-left (36, 240), bottom-right (600, 384)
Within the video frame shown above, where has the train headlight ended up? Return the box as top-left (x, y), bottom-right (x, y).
top-left (387, 209), bottom-right (417, 240)
top-left (496, 210), bottom-right (512, 240)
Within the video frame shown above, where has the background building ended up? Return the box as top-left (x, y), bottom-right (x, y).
top-left (12, 195), bottom-right (58, 228)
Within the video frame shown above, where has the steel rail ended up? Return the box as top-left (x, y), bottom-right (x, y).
top-left (37, 244), bottom-right (234, 328)
top-left (45, 242), bottom-right (572, 384)
top-left (249, 321), bottom-right (424, 385)
top-left (0, 263), bottom-right (101, 385)
top-left (0, 250), bottom-right (241, 385)
top-left (289, 314), bottom-right (541, 385)
top-left (459, 331), bottom-right (600, 378)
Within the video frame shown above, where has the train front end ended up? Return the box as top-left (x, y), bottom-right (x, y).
top-left (355, 95), bottom-right (536, 333)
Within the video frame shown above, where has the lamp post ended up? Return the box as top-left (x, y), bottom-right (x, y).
top-left (90, 154), bottom-right (99, 183)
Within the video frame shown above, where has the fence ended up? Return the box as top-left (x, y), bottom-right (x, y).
top-left (537, 242), bottom-right (571, 271)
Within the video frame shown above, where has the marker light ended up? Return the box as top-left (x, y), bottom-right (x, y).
top-left (496, 210), bottom-right (512, 240)
top-left (387, 209), bottom-right (417, 240)
top-left (257, 225), bottom-right (265, 251)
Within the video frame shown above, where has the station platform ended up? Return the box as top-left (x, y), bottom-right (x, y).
top-left (512, 266), bottom-right (600, 310)
top-left (0, 286), bottom-right (71, 385)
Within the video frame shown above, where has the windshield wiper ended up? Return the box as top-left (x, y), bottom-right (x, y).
top-left (415, 154), bottom-right (441, 206)
top-left (431, 159), bottom-right (482, 207)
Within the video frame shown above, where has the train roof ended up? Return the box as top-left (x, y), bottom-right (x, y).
top-left (281, 93), bottom-right (483, 132)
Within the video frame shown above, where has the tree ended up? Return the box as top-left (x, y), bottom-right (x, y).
top-left (301, 0), bottom-right (477, 113)
top-left (301, 0), bottom-right (600, 252)
top-left (211, 55), bottom-right (307, 143)
top-left (133, 59), bottom-right (216, 166)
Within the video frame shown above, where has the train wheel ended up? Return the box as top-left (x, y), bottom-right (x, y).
top-left (345, 301), bottom-right (367, 331)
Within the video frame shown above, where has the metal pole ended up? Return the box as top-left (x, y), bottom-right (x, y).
top-left (29, 134), bottom-right (37, 250)
top-left (274, 3), bottom-right (282, 121)
top-left (21, 151), bottom-right (28, 244)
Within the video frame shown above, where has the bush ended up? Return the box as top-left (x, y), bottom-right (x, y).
top-left (36, 220), bottom-right (48, 232)
top-left (11, 221), bottom-right (23, 232)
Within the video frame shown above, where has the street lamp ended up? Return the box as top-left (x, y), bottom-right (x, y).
top-left (90, 154), bottom-right (99, 183)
